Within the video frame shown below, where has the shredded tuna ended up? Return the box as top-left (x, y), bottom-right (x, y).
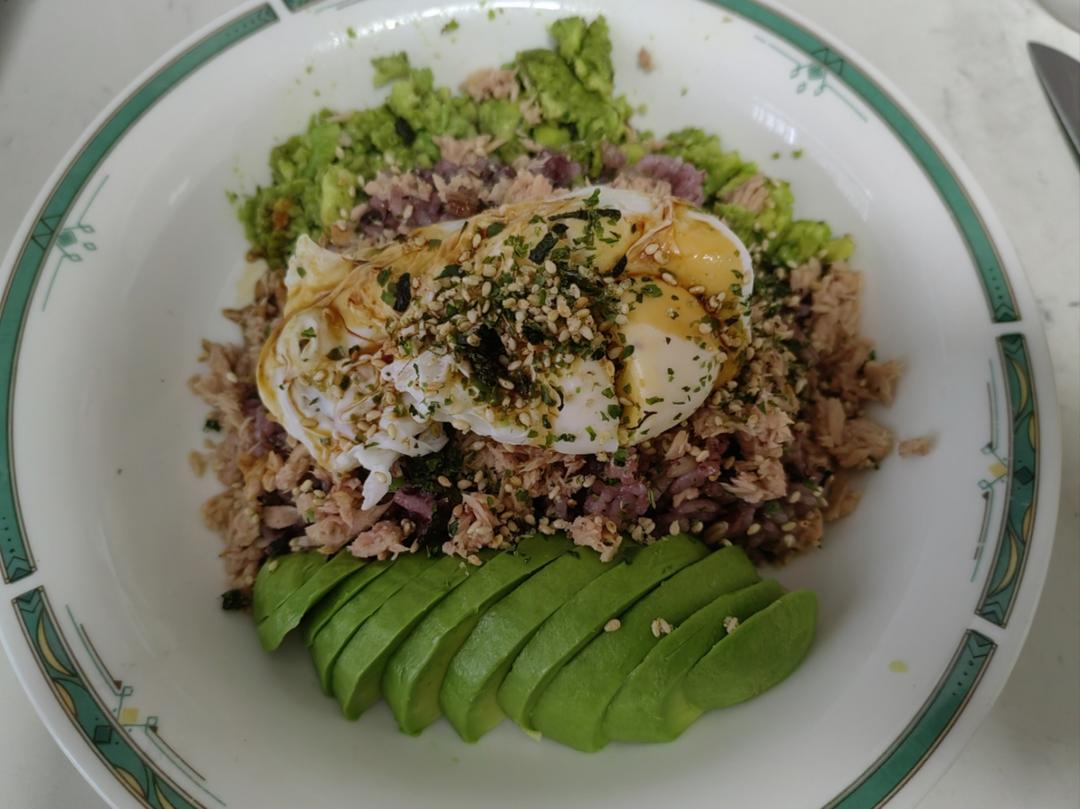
top-left (488, 170), bottom-right (555, 205)
top-left (348, 521), bottom-right (411, 558)
top-left (898, 436), bottom-right (934, 457)
top-left (790, 259), bottom-right (823, 294)
top-left (723, 174), bottom-right (769, 213)
top-left (188, 451), bottom-right (207, 477)
top-left (863, 360), bottom-right (904, 405)
top-left (834, 418), bottom-right (894, 469)
top-left (824, 474), bottom-right (861, 521)
top-left (444, 492), bottom-right (501, 559)
top-left (461, 68), bottom-right (520, 101)
top-left (612, 172), bottom-right (672, 198)
top-left (434, 135), bottom-right (501, 165)
top-left (810, 265), bottom-right (862, 356)
top-left (569, 514), bottom-right (622, 562)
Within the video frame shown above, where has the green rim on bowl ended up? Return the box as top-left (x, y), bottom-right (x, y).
top-left (0, 3), bottom-right (1052, 809)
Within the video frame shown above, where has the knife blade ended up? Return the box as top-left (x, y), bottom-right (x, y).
top-left (1029, 42), bottom-right (1080, 155)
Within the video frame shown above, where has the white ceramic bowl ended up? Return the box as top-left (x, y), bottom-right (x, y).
top-left (0, 2), bottom-right (1061, 808)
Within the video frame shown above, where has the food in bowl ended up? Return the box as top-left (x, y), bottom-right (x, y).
top-left (191, 15), bottom-right (899, 749)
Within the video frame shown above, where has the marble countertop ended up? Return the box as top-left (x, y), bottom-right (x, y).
top-left (0, 0), bottom-right (1077, 806)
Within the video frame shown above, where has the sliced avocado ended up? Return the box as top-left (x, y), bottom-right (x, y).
top-left (252, 552), bottom-right (327, 623)
top-left (440, 547), bottom-right (609, 742)
top-left (309, 553), bottom-right (434, 693)
top-left (334, 553), bottom-right (482, 719)
top-left (497, 534), bottom-right (707, 731)
top-left (257, 552), bottom-right (366, 651)
top-left (303, 562), bottom-right (391, 646)
top-left (531, 545), bottom-right (758, 751)
top-left (603, 579), bottom-right (784, 743)
top-left (684, 590), bottom-right (817, 711)
top-left (384, 534), bottom-right (572, 735)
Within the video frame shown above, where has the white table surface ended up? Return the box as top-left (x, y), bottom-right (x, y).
top-left (1, 0), bottom-right (1077, 807)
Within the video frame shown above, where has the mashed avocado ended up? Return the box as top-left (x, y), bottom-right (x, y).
top-left (241, 18), bottom-right (635, 268)
top-left (242, 54), bottom-right (479, 267)
top-left (239, 14), bottom-right (850, 273)
top-left (516, 16), bottom-right (632, 176)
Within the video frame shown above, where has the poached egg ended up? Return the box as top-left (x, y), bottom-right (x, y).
top-left (257, 186), bottom-right (753, 507)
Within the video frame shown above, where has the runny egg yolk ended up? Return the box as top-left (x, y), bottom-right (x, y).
top-left (617, 279), bottom-right (726, 444)
top-left (630, 203), bottom-right (752, 320)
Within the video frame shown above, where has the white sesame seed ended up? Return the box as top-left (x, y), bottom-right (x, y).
top-left (437, 475), bottom-right (453, 488)
top-left (650, 617), bottom-right (673, 637)
top-left (746, 522), bottom-right (761, 536)
top-left (688, 285), bottom-right (706, 295)
top-left (660, 271), bottom-right (677, 285)
top-left (644, 243), bottom-right (659, 256)
top-left (698, 322), bottom-right (713, 334)
top-left (604, 619), bottom-right (621, 633)
top-left (669, 520), bottom-right (682, 535)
